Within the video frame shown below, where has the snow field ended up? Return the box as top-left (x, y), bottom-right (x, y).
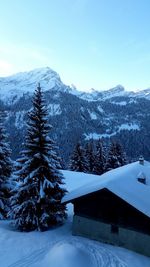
top-left (1, 170), bottom-right (150, 267)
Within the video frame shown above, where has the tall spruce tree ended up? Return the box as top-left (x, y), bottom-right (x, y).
top-left (69, 142), bottom-right (88, 172)
top-left (93, 139), bottom-right (106, 175)
top-left (105, 141), bottom-right (126, 171)
top-left (85, 141), bottom-right (95, 173)
top-left (9, 84), bottom-right (67, 231)
top-left (0, 110), bottom-right (12, 219)
top-left (115, 142), bottom-right (127, 166)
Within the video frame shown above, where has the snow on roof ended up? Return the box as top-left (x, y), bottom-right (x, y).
top-left (137, 171), bottom-right (146, 179)
top-left (62, 161), bottom-right (150, 218)
top-left (62, 170), bottom-right (99, 192)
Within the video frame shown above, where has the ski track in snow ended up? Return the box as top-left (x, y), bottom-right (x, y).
top-left (7, 246), bottom-right (49, 267)
top-left (7, 237), bottom-right (127, 267)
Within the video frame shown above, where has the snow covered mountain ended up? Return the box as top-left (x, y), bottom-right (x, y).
top-left (1, 67), bottom-right (150, 104)
top-left (1, 67), bottom-right (150, 164)
top-left (78, 85), bottom-right (150, 101)
top-left (0, 67), bottom-right (75, 104)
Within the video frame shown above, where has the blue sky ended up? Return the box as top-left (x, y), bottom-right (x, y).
top-left (0, 0), bottom-right (150, 91)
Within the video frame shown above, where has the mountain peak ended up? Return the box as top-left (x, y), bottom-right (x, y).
top-left (0, 67), bottom-right (64, 104)
top-left (112, 84), bottom-right (125, 91)
top-left (108, 85), bottom-right (125, 93)
top-left (4, 67), bottom-right (61, 84)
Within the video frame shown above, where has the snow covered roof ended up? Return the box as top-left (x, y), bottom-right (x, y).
top-left (137, 171), bottom-right (146, 179)
top-left (62, 161), bottom-right (150, 218)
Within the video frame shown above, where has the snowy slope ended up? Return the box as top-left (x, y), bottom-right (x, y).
top-left (1, 169), bottom-right (150, 267)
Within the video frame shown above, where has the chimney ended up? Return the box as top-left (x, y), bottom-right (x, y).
top-left (139, 155), bottom-right (144, 165)
top-left (137, 172), bottom-right (146, 185)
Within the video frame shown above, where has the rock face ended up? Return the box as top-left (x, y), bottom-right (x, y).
top-left (0, 67), bottom-right (150, 165)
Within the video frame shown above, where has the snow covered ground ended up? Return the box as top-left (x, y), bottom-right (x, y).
top-left (0, 170), bottom-right (150, 267)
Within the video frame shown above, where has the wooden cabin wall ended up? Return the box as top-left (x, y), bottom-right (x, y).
top-left (73, 189), bottom-right (150, 235)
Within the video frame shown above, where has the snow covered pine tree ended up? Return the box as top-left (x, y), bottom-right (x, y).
top-left (9, 84), bottom-right (67, 231)
top-left (105, 141), bottom-right (126, 171)
top-left (85, 141), bottom-right (95, 173)
top-left (69, 142), bottom-right (88, 172)
top-left (0, 110), bottom-right (12, 219)
top-left (93, 139), bottom-right (106, 175)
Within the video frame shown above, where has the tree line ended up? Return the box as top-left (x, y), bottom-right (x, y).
top-left (69, 139), bottom-right (127, 175)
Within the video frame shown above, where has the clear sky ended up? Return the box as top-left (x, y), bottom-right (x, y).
top-left (0, 0), bottom-right (150, 91)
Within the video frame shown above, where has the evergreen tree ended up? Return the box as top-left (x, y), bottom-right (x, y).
top-left (0, 111), bottom-right (12, 219)
top-left (105, 141), bottom-right (126, 171)
top-left (93, 139), bottom-right (106, 175)
top-left (85, 141), bottom-right (95, 173)
top-left (115, 142), bottom-right (127, 166)
top-left (69, 142), bottom-right (88, 172)
top-left (9, 84), bottom-right (67, 231)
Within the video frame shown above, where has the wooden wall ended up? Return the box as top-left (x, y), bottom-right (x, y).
top-left (73, 189), bottom-right (150, 235)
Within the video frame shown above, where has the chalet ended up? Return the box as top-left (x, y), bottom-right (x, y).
top-left (62, 159), bottom-right (150, 257)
